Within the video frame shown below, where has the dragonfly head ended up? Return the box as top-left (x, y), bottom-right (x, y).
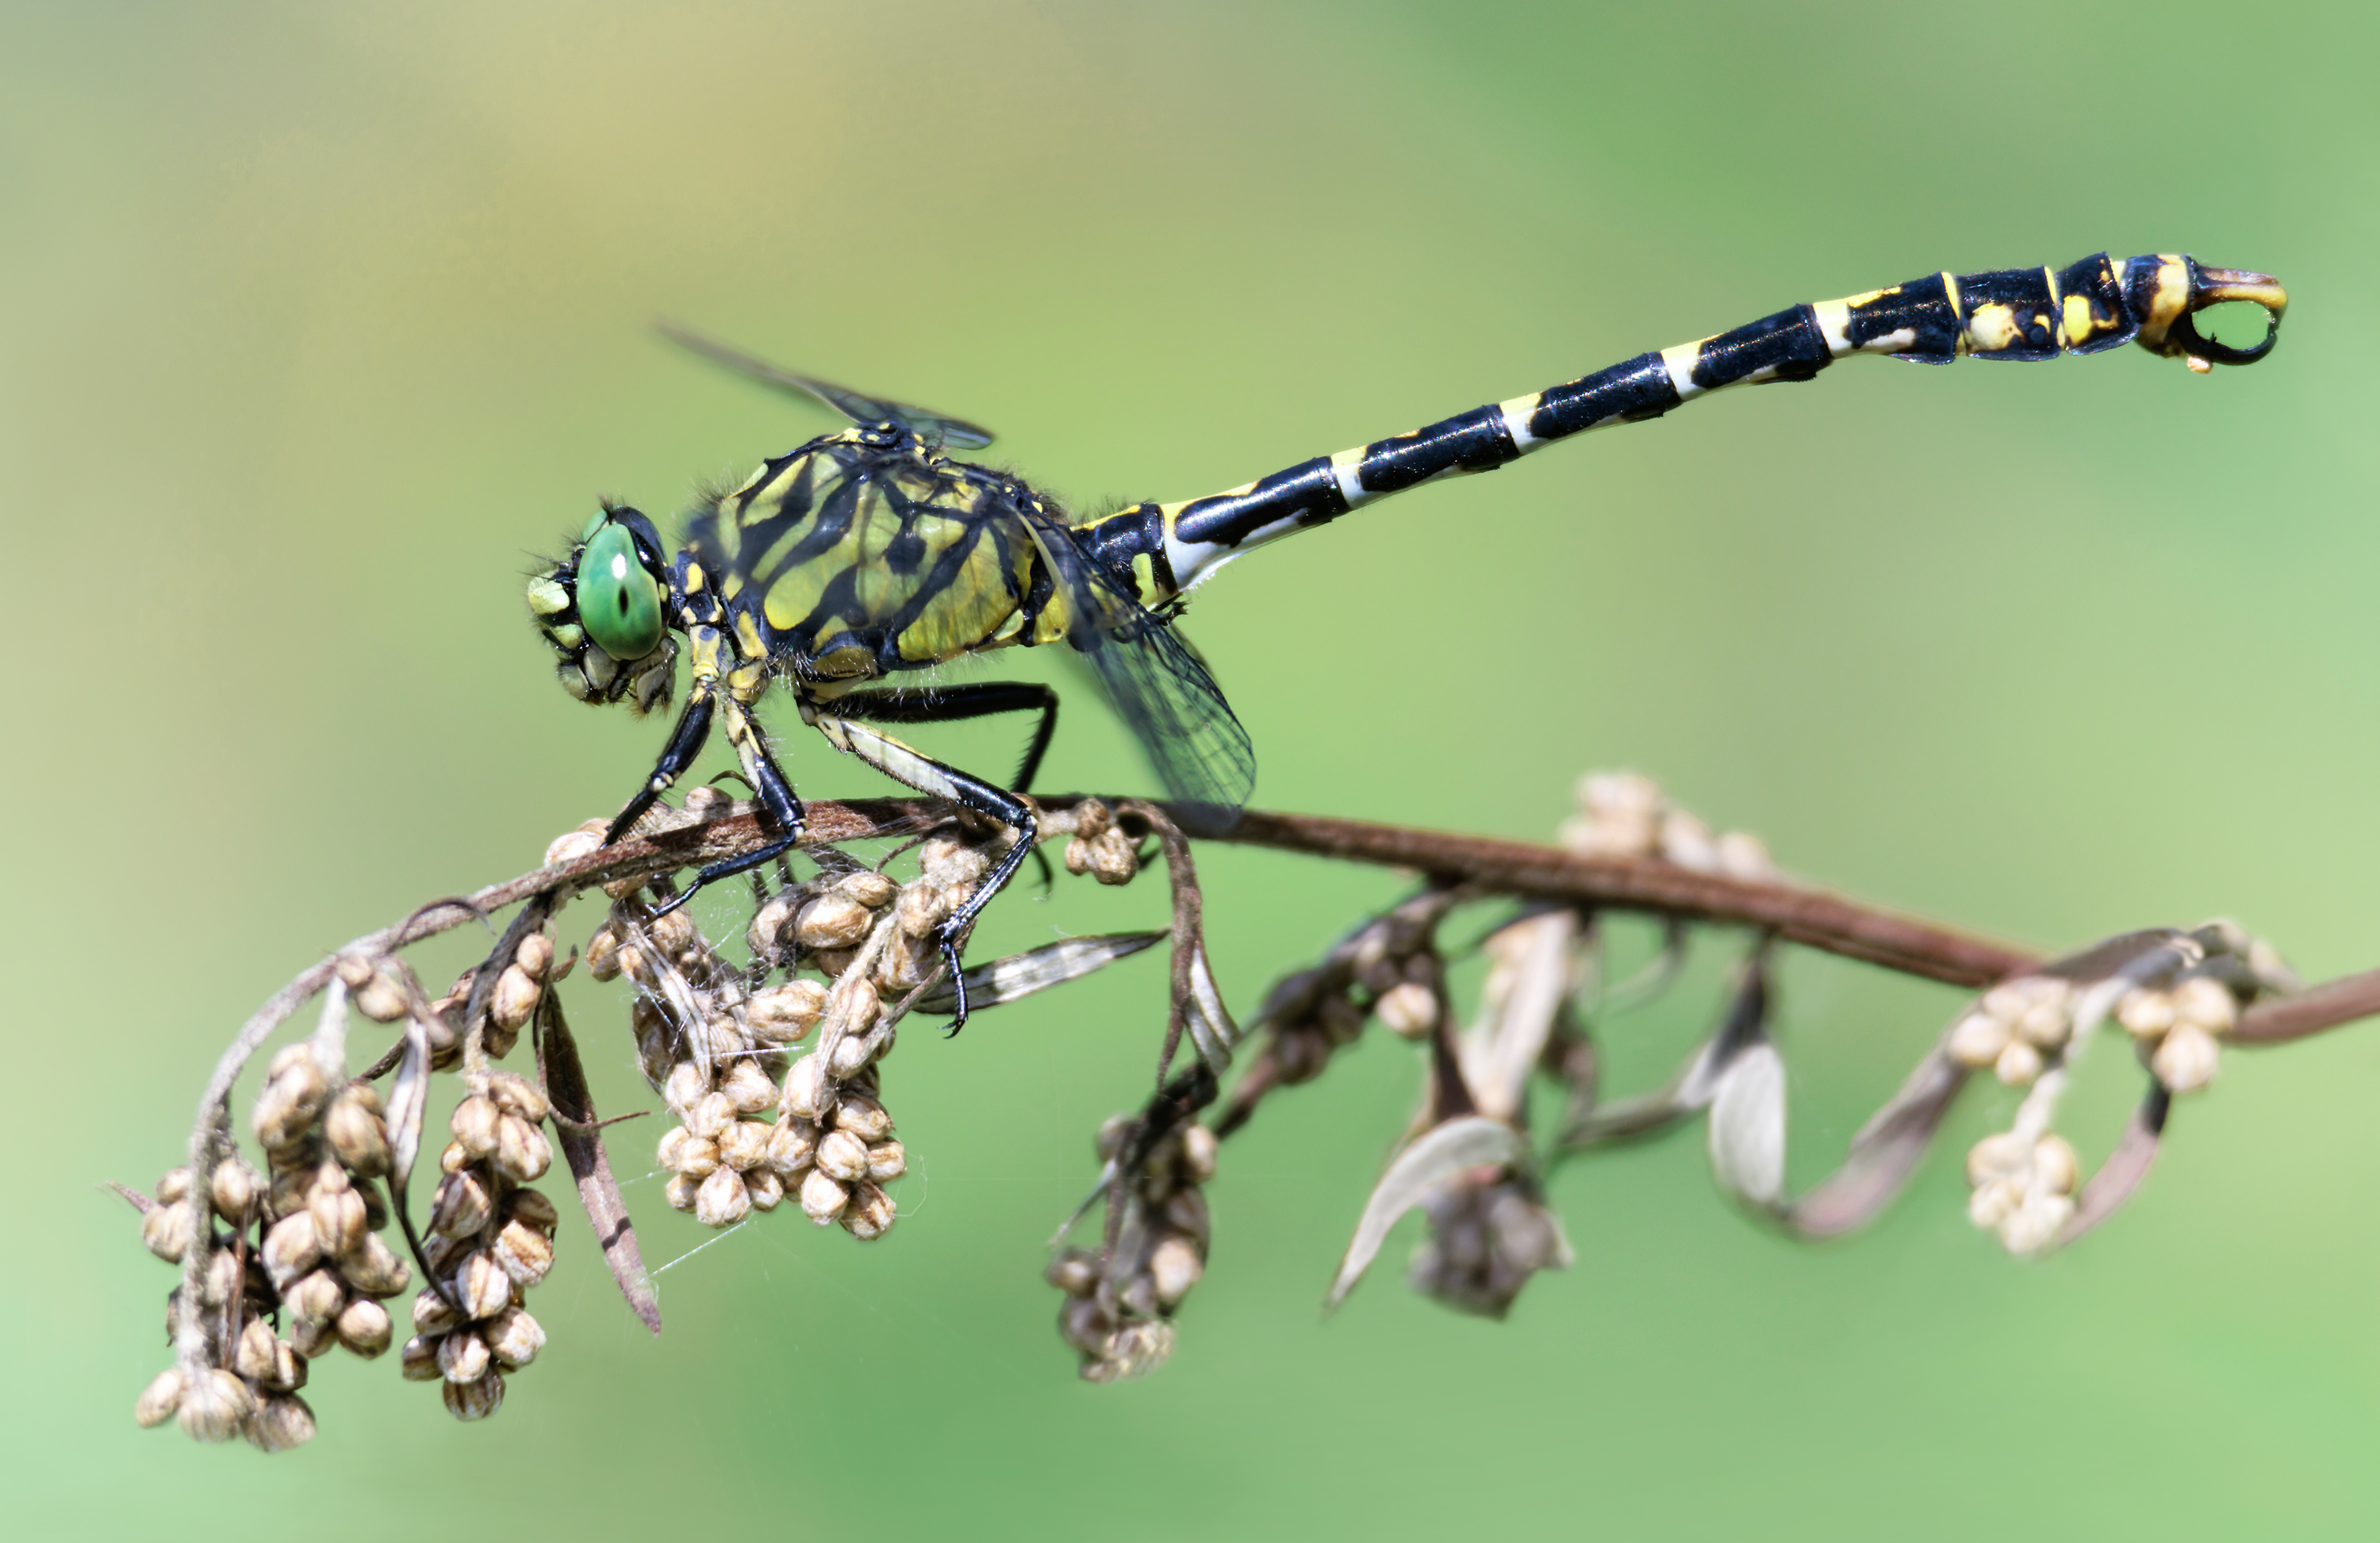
top-left (527, 505), bottom-right (678, 715)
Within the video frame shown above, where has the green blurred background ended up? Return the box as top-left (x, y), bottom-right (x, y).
top-left (8, 0), bottom-right (2379, 1533)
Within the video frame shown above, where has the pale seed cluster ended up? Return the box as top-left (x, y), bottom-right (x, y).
top-left (1946, 975), bottom-right (2083, 1088)
top-left (1966, 1126), bottom-right (2082, 1256)
top-left (1257, 891), bottom-right (1453, 1087)
top-left (1050, 1115), bottom-right (1217, 1382)
top-left (2113, 976), bottom-right (2236, 1094)
top-left (1560, 771), bottom-right (1775, 878)
top-left (1407, 1169), bottom-right (1571, 1319)
top-left (136, 1038), bottom-right (411, 1451)
top-left (401, 1070), bottom-right (559, 1420)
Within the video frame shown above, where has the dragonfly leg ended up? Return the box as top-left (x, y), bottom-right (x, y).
top-left (603, 685), bottom-right (716, 845)
top-left (809, 708), bottom-right (1037, 1031)
top-left (649, 696), bottom-right (807, 919)
top-left (827, 682), bottom-right (1060, 791)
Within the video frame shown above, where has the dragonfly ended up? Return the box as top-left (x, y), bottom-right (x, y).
top-left (525, 251), bottom-right (2285, 1027)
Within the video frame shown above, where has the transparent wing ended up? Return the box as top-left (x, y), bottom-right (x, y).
top-left (656, 320), bottom-right (996, 451)
top-left (1019, 505), bottom-right (1255, 835)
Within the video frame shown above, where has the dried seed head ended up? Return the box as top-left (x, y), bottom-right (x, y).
top-left (747, 1166), bottom-right (786, 1211)
top-left (799, 1168), bottom-right (850, 1225)
top-left (506, 1188), bottom-right (559, 1233)
top-left (484, 1304), bottom-right (545, 1368)
top-left (487, 1070), bottom-right (551, 1124)
top-left (2153, 1023), bottom-right (2221, 1094)
top-left (337, 1231), bottom-right (411, 1298)
top-left (765, 1119), bottom-right (818, 1176)
top-left (1372, 981), bottom-right (1438, 1041)
top-left (489, 965), bottom-right (542, 1034)
top-left (686, 1091), bottom-right (735, 1142)
top-left (493, 1219), bottom-right (555, 1288)
top-left (665, 1173), bottom-right (701, 1212)
top-left (723, 1059), bottom-right (780, 1115)
top-left (662, 1060), bottom-right (709, 1117)
top-left (309, 1184), bottom-right (369, 1260)
top-left (781, 1053), bottom-right (831, 1122)
top-left (833, 1093), bottom-right (894, 1143)
top-left (178, 1368), bottom-right (254, 1444)
top-left (1994, 1039), bottom-right (2044, 1087)
top-left (134, 1368), bottom-right (186, 1429)
top-left (493, 1114), bottom-right (553, 1183)
top-left (1947, 1010), bottom-right (2012, 1069)
top-left (717, 1119), bottom-right (770, 1173)
top-left (399, 1334), bottom-right (442, 1382)
top-left (246, 1393), bottom-right (316, 1453)
top-left (585, 926), bottom-right (624, 982)
top-left (438, 1326), bottom-right (493, 1383)
top-left (451, 1096), bottom-right (502, 1159)
top-left (797, 892), bottom-right (873, 950)
top-left (263, 1210), bottom-right (324, 1288)
top-left (748, 979), bottom-right (827, 1046)
top-left (442, 1369), bottom-right (505, 1422)
top-left (816, 1129), bottom-right (871, 1184)
top-left (286, 1267), bottom-right (347, 1326)
top-left (840, 1180), bottom-right (896, 1241)
top-left (2171, 976), bottom-right (2239, 1035)
top-left (696, 1166), bottom-right (752, 1228)
top-left (840, 869), bottom-right (900, 909)
top-left (336, 1295), bottom-right (393, 1358)
top-left (140, 1199), bottom-right (198, 1264)
top-left (430, 1169), bottom-right (495, 1239)
top-left (866, 1140), bottom-right (907, 1183)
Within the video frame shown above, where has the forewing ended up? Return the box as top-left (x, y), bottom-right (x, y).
top-left (657, 320), bottom-right (996, 450)
top-left (1019, 506), bottom-right (1254, 832)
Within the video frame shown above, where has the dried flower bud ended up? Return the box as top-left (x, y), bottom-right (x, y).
top-left (2171, 976), bottom-right (2239, 1035)
top-left (246, 1393), bottom-right (316, 1453)
top-left (1046, 1249), bottom-right (1101, 1297)
top-left (696, 1166), bottom-right (752, 1228)
top-left (721, 1059), bottom-right (778, 1115)
top-left (506, 1188), bottom-right (559, 1233)
top-left (134, 1368), bottom-right (186, 1429)
top-left (337, 1231), bottom-right (411, 1298)
top-left (797, 892), bottom-right (873, 950)
top-left (663, 1060), bottom-right (709, 1116)
top-left (546, 823), bottom-right (605, 868)
top-left (493, 1219), bottom-right (555, 1287)
top-left (455, 1250), bottom-right (511, 1318)
top-left (233, 1317), bottom-right (281, 1382)
top-left (514, 931), bottom-right (555, 983)
top-left (1965, 1132), bottom-right (2029, 1186)
top-left (841, 1180), bottom-right (896, 1241)
top-left (336, 1295), bottom-right (393, 1358)
top-left (1095, 1114), bottom-right (1135, 1162)
top-left (747, 1168), bottom-right (785, 1211)
top-left (585, 926), bottom-right (623, 982)
top-left (204, 1157), bottom-right (259, 1224)
top-left (1180, 1125), bottom-right (1219, 1184)
top-left (1372, 981), bottom-right (1438, 1041)
top-left (749, 979), bottom-right (828, 1046)
top-left (1967, 1176), bottom-right (2022, 1229)
top-left (919, 835), bottom-right (990, 885)
top-left (829, 1027), bottom-right (885, 1078)
top-left (400, 1334), bottom-right (442, 1382)
top-left (718, 1120), bottom-right (771, 1173)
top-left (263, 1210), bottom-right (323, 1288)
top-left (1998, 1193), bottom-right (2075, 1256)
top-left (1947, 1010), bottom-right (2013, 1069)
top-left (493, 1114), bottom-right (552, 1183)
top-left (442, 1369), bottom-right (505, 1422)
top-left (839, 869), bottom-right (900, 909)
top-left (866, 1141), bottom-right (907, 1183)
top-left (451, 1096), bottom-right (502, 1159)
top-left (2033, 1135), bottom-right (2081, 1197)
top-left (684, 1091), bottom-right (734, 1144)
top-left (1162, 1188), bottom-right (1212, 1250)
top-left (643, 905), bottom-right (697, 960)
top-left (178, 1368), bottom-right (254, 1444)
top-left (1149, 1235), bottom-right (1204, 1307)
top-left (252, 1052), bottom-right (329, 1152)
top-left (749, 892), bottom-right (799, 958)
top-left (431, 1169), bottom-right (495, 1238)
top-left (319, 1085), bottom-right (390, 1178)
top-left (2153, 1023), bottom-right (2221, 1093)
top-left (896, 881), bottom-right (948, 938)
top-left (765, 1119), bottom-right (818, 1175)
top-left (487, 1070), bottom-right (550, 1124)
top-left (309, 1184), bottom-right (369, 1260)
top-left (1994, 1039), bottom-right (2043, 1087)
top-left (140, 1199), bottom-right (197, 1264)
top-left (290, 1315), bottom-right (338, 1360)
top-left (799, 1168), bottom-right (850, 1225)
top-left (781, 1053), bottom-right (831, 1122)
top-left (286, 1267), bottom-right (347, 1326)
top-left (484, 1305), bottom-right (546, 1368)
top-left (155, 1167), bottom-right (194, 1206)
top-left (438, 1326), bottom-right (493, 1383)
top-left (665, 1173), bottom-right (701, 1212)
top-left (833, 1093), bottom-right (894, 1143)
top-left (657, 1125), bottom-right (712, 1176)
top-left (351, 962), bottom-right (409, 1024)
top-left (816, 1129), bottom-right (871, 1184)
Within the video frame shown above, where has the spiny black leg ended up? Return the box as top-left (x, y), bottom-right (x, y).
top-left (649, 734), bottom-right (807, 918)
top-left (929, 778), bottom-right (1038, 1033)
top-left (605, 692), bottom-right (716, 845)
top-left (830, 682), bottom-right (1060, 792)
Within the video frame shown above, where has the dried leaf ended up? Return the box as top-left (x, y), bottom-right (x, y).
top-left (105, 1181), bottom-right (154, 1215)
top-left (1707, 1041), bottom-right (1787, 1207)
top-left (1326, 1115), bottom-right (1528, 1311)
top-left (1461, 911), bottom-right (1576, 1121)
top-left (2055, 1084), bottom-right (2171, 1250)
top-left (539, 992), bottom-right (660, 1334)
top-left (384, 1011), bottom-right (432, 1194)
top-left (1183, 943), bottom-right (1239, 1073)
top-left (912, 931), bottom-right (1165, 1016)
top-left (308, 978), bottom-right (349, 1083)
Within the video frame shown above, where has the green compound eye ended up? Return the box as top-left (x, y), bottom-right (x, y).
top-left (578, 521), bottom-right (665, 660)
top-left (579, 509), bottom-right (609, 543)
